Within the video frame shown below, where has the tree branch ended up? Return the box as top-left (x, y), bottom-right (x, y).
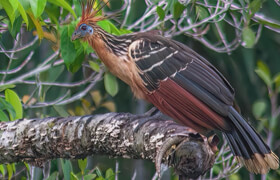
top-left (0, 112), bottom-right (216, 179)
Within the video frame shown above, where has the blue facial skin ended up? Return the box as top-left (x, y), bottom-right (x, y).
top-left (79, 24), bottom-right (94, 37)
top-left (72, 24), bottom-right (94, 41)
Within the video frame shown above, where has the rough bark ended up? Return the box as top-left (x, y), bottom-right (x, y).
top-left (0, 112), bottom-right (216, 178)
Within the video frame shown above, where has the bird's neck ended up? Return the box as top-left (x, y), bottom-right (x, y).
top-left (92, 26), bottom-right (132, 57)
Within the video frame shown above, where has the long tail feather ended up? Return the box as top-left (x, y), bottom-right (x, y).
top-left (224, 107), bottom-right (279, 174)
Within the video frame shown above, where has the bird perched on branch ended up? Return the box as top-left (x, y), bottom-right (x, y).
top-left (72, 0), bottom-right (279, 174)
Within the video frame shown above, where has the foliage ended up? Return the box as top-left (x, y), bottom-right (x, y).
top-left (0, 0), bottom-right (280, 179)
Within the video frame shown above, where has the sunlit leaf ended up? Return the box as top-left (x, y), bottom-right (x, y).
top-left (7, 164), bottom-right (13, 180)
top-left (27, 11), bottom-right (44, 40)
top-left (29, 0), bottom-right (46, 18)
top-left (89, 61), bottom-right (100, 72)
top-left (90, 91), bottom-right (102, 106)
top-left (0, 0), bottom-right (17, 25)
top-left (78, 159), bottom-right (87, 174)
top-left (84, 174), bottom-right (97, 180)
top-left (242, 27), bottom-right (255, 48)
top-left (0, 164), bottom-right (5, 176)
top-left (5, 89), bottom-right (22, 120)
top-left (70, 172), bottom-right (79, 180)
top-left (156, 6), bottom-right (165, 21)
top-left (101, 101), bottom-right (116, 112)
top-left (104, 72), bottom-right (119, 97)
top-left (0, 84), bottom-right (15, 92)
top-left (255, 61), bottom-right (271, 87)
top-left (105, 168), bottom-right (114, 180)
top-left (17, 0), bottom-right (28, 27)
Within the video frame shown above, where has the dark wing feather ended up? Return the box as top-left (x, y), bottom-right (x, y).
top-left (128, 35), bottom-right (234, 131)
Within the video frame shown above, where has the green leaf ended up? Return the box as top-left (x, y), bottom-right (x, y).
top-left (48, 0), bottom-right (77, 19)
top-left (61, 159), bottom-right (72, 180)
top-left (70, 172), bottom-right (79, 180)
top-left (97, 20), bottom-right (111, 33)
top-left (53, 105), bottom-right (70, 117)
top-left (196, 6), bottom-right (209, 21)
top-left (78, 159), bottom-right (87, 174)
top-left (17, 0), bottom-right (28, 27)
top-left (104, 72), bottom-right (119, 97)
top-left (9, 17), bottom-right (22, 39)
top-left (242, 27), bottom-right (256, 48)
top-left (249, 0), bottom-right (262, 16)
top-left (172, 1), bottom-right (186, 20)
top-left (252, 100), bottom-right (266, 119)
top-left (156, 6), bottom-right (165, 21)
top-left (255, 61), bottom-right (271, 87)
top-left (105, 168), bottom-right (114, 180)
top-left (0, 0), bottom-right (17, 25)
top-left (27, 11), bottom-right (44, 40)
top-left (29, 0), bottom-right (47, 18)
top-left (0, 84), bottom-right (16, 92)
top-left (0, 164), bottom-right (5, 176)
top-left (0, 110), bottom-right (9, 122)
top-left (5, 89), bottom-right (23, 120)
top-left (0, 97), bottom-right (16, 121)
top-left (89, 61), bottom-right (100, 72)
top-left (84, 174), bottom-right (97, 180)
top-left (273, 73), bottom-right (280, 91)
top-left (60, 27), bottom-right (77, 71)
top-left (46, 172), bottom-right (59, 180)
top-left (7, 164), bottom-right (13, 180)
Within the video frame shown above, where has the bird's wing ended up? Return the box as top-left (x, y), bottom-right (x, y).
top-left (128, 35), bottom-right (235, 132)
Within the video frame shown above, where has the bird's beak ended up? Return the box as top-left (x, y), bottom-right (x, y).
top-left (71, 30), bottom-right (82, 41)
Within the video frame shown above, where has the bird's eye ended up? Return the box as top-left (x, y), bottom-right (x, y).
top-left (81, 25), bottom-right (87, 31)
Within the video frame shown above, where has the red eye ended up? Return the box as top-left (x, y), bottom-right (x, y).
top-left (81, 25), bottom-right (87, 30)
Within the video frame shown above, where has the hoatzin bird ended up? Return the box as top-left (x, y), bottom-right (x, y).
top-left (72, 0), bottom-right (279, 174)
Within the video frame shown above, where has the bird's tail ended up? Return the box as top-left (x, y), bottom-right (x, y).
top-left (224, 107), bottom-right (279, 174)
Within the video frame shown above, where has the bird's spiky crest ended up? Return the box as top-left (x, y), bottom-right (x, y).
top-left (79, 0), bottom-right (108, 25)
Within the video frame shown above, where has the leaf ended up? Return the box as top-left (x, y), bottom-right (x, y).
top-left (60, 27), bottom-right (77, 71)
top-left (0, 164), bottom-right (5, 176)
top-left (48, 0), bottom-right (77, 19)
top-left (0, 0), bottom-right (17, 25)
top-left (105, 168), bottom-right (114, 180)
top-left (0, 84), bottom-right (15, 92)
top-left (156, 6), bottom-right (165, 21)
top-left (90, 91), bottom-right (102, 106)
top-left (196, 6), bottom-right (209, 21)
top-left (84, 174), bottom-right (97, 180)
top-left (9, 17), bottom-right (22, 39)
top-left (78, 159), bottom-right (87, 174)
top-left (0, 110), bottom-right (9, 122)
top-left (101, 101), bottom-right (116, 112)
top-left (7, 164), bottom-right (13, 180)
top-left (29, 0), bottom-right (46, 18)
top-left (273, 73), bottom-right (280, 91)
top-left (27, 11), bottom-right (44, 40)
top-left (53, 105), bottom-right (70, 117)
top-left (172, 1), bottom-right (186, 20)
top-left (252, 100), bottom-right (266, 119)
top-left (61, 159), bottom-right (72, 180)
top-left (5, 89), bottom-right (23, 120)
top-left (46, 172), bottom-right (59, 180)
top-left (0, 97), bottom-right (16, 121)
top-left (104, 72), bottom-right (119, 97)
top-left (17, 0), bottom-right (28, 27)
top-left (70, 172), bottom-right (79, 180)
top-left (249, 0), bottom-right (262, 16)
top-left (89, 61), bottom-right (100, 72)
top-left (242, 27), bottom-right (256, 48)
top-left (97, 20), bottom-right (111, 33)
top-left (255, 61), bottom-right (271, 87)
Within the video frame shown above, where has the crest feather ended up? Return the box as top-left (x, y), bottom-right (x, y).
top-left (80, 0), bottom-right (108, 24)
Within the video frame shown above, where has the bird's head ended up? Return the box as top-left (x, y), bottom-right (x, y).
top-left (72, 0), bottom-right (106, 41)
